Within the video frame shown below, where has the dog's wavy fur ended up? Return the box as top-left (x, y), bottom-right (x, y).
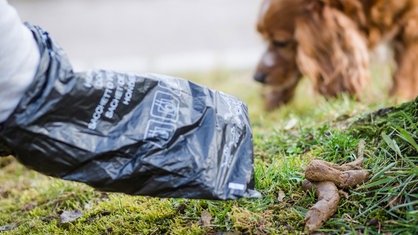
top-left (255, 0), bottom-right (418, 110)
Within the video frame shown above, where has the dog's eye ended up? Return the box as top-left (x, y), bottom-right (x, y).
top-left (272, 40), bottom-right (289, 48)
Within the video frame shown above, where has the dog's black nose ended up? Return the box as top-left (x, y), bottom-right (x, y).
top-left (253, 71), bottom-right (266, 83)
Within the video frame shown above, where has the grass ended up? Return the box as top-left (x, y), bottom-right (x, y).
top-left (1, 64), bottom-right (417, 234)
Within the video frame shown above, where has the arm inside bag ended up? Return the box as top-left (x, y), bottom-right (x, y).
top-left (0, 24), bottom-right (261, 200)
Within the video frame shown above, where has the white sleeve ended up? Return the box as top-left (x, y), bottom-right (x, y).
top-left (0, 0), bottom-right (40, 122)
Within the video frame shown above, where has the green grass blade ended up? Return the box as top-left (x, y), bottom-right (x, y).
top-left (381, 132), bottom-right (403, 157)
top-left (395, 126), bottom-right (418, 151)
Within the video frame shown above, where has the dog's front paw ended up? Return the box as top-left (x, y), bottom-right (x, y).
top-left (263, 86), bottom-right (296, 111)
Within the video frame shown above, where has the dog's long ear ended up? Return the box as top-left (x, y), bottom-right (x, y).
top-left (294, 3), bottom-right (370, 99)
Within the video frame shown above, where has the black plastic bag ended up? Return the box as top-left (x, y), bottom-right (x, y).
top-left (0, 24), bottom-right (260, 200)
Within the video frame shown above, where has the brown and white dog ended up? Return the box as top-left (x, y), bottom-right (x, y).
top-left (254, 0), bottom-right (418, 110)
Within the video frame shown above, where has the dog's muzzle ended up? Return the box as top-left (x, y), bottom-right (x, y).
top-left (253, 71), bottom-right (267, 84)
